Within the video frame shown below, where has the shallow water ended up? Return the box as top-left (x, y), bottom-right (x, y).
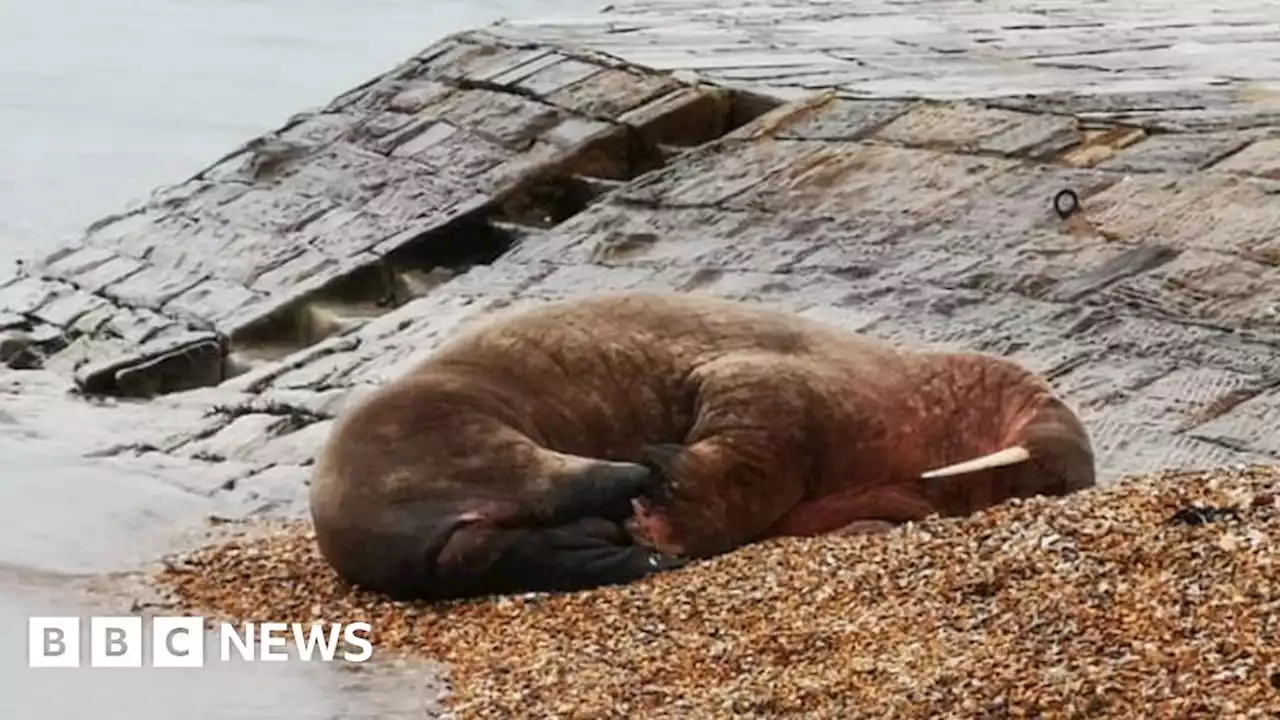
top-left (0, 427), bottom-right (452, 719)
top-left (0, 0), bottom-right (613, 263)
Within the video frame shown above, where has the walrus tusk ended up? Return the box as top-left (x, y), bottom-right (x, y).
top-left (920, 446), bottom-right (1032, 479)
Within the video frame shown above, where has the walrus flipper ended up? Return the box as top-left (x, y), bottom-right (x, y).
top-left (627, 355), bottom-right (816, 559)
top-left (483, 518), bottom-right (689, 596)
top-left (634, 444), bottom-right (681, 489)
top-left (536, 458), bottom-right (662, 525)
top-left (422, 515), bottom-right (687, 600)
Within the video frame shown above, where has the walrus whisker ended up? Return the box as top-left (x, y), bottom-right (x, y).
top-left (920, 446), bottom-right (1032, 479)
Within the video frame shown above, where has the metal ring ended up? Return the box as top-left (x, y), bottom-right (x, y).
top-left (1053, 189), bottom-right (1080, 219)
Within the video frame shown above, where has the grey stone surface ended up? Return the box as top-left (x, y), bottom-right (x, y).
top-left (3, 30), bottom-right (744, 398)
top-left (211, 87), bottom-right (1280, 488)
top-left (74, 331), bottom-right (227, 398)
top-left (492, 0), bottom-right (1280, 131)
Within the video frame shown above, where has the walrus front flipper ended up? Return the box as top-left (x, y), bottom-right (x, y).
top-left (535, 456), bottom-right (662, 525)
top-left (626, 355), bottom-right (816, 559)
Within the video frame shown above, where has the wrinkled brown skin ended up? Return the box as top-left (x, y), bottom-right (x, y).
top-left (310, 291), bottom-right (1095, 601)
top-left (759, 359), bottom-right (1095, 541)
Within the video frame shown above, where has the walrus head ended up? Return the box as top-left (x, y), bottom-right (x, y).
top-left (918, 396), bottom-right (1096, 514)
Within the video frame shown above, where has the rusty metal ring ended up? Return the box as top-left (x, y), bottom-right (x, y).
top-left (1053, 189), bottom-right (1080, 219)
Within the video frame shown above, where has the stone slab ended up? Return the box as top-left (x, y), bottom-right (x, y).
top-left (495, 0), bottom-right (1280, 131)
top-left (1079, 173), bottom-right (1280, 253)
top-left (771, 98), bottom-right (913, 141)
top-left (1188, 388), bottom-right (1280, 456)
top-left (1209, 137), bottom-right (1280, 179)
top-left (1096, 132), bottom-right (1256, 174)
top-left (872, 101), bottom-right (1082, 157)
top-left (1, 30), bottom-right (744, 394)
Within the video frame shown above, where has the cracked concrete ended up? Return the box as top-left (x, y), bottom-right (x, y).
top-left (6, 7), bottom-right (1280, 718)
top-left (493, 0), bottom-right (1280, 130)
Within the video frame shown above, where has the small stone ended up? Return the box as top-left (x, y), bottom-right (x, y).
top-left (74, 331), bottom-right (227, 398)
top-left (1, 331), bottom-right (43, 369)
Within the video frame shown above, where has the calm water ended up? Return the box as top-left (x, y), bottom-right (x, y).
top-left (0, 0), bottom-right (613, 264)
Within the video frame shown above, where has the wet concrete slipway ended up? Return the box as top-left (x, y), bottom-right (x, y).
top-left (6, 1), bottom-right (1280, 717)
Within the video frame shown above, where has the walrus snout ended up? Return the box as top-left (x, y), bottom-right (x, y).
top-left (1016, 407), bottom-right (1096, 497)
top-left (537, 456), bottom-right (662, 524)
top-left (916, 383), bottom-right (1096, 514)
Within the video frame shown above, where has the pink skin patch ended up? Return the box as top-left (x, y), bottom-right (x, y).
top-left (627, 498), bottom-right (687, 557)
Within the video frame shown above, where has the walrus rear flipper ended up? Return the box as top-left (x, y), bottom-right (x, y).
top-left (425, 516), bottom-right (686, 599)
top-left (479, 518), bottom-right (689, 597)
top-left (354, 510), bottom-right (684, 601)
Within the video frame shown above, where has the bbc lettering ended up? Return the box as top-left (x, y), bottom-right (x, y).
top-left (29, 617), bottom-right (373, 668)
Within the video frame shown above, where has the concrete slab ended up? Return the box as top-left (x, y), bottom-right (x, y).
top-left (4, 30), bottom-right (769, 395)
top-left (493, 0), bottom-right (1280, 129)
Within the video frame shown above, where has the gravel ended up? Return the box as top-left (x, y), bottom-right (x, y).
top-left (154, 465), bottom-right (1280, 718)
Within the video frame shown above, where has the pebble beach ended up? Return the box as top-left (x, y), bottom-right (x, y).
top-left (156, 465), bottom-right (1280, 718)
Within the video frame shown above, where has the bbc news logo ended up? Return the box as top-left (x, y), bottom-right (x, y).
top-left (28, 616), bottom-right (373, 668)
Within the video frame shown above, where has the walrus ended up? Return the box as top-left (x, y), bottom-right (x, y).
top-left (309, 291), bottom-right (1095, 601)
